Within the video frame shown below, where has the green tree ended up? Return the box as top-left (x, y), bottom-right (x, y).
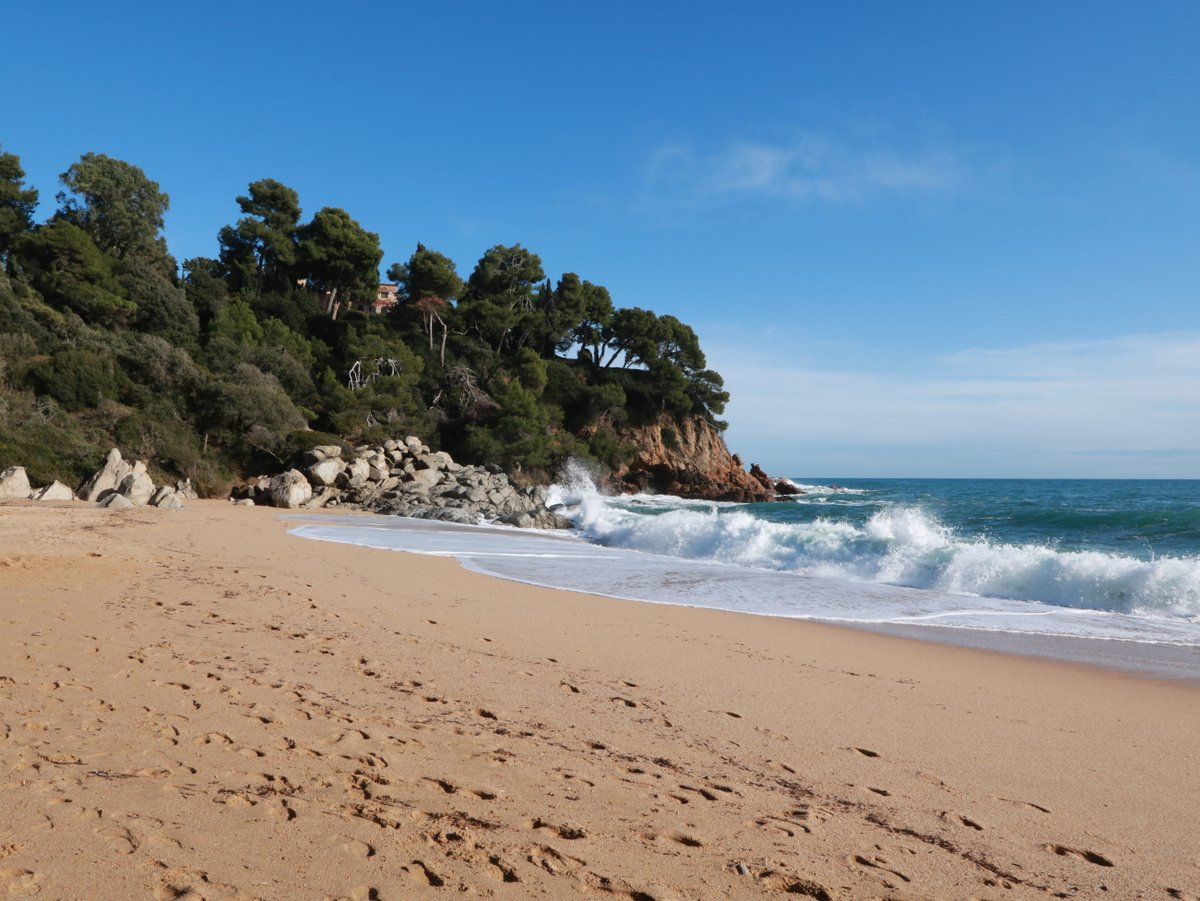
top-left (296, 208), bottom-right (383, 318)
top-left (597, 307), bottom-right (728, 422)
top-left (56, 153), bottom-right (169, 260)
top-left (197, 363), bottom-right (308, 459)
top-left (599, 306), bottom-right (660, 368)
top-left (462, 377), bottom-right (565, 474)
top-left (569, 278), bottom-right (614, 362)
top-left (541, 273), bottom-right (608, 357)
top-left (116, 254), bottom-right (199, 347)
top-left (0, 146), bottom-right (38, 263)
top-left (21, 348), bottom-right (123, 411)
top-left (17, 220), bottom-right (135, 324)
top-left (387, 243), bottom-right (464, 304)
top-left (206, 298), bottom-right (264, 346)
top-left (387, 244), bottom-right (464, 363)
top-left (457, 244), bottom-right (545, 355)
top-left (218, 179), bottom-right (302, 295)
top-left (183, 257), bottom-right (229, 328)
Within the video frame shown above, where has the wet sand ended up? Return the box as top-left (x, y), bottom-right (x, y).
top-left (1, 499), bottom-right (1197, 899)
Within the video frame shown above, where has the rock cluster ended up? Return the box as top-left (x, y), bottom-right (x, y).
top-left (750, 462), bottom-right (802, 496)
top-left (0, 449), bottom-right (196, 509)
top-left (233, 436), bottom-right (572, 529)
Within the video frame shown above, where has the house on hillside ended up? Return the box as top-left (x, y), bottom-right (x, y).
top-left (317, 283), bottom-right (399, 317)
top-left (348, 283), bottom-right (399, 316)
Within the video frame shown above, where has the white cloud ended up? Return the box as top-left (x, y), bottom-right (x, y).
top-left (646, 133), bottom-right (964, 205)
top-left (707, 331), bottom-right (1200, 478)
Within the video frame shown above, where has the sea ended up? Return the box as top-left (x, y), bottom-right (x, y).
top-left (289, 463), bottom-right (1200, 680)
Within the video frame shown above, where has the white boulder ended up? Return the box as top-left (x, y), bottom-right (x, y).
top-left (32, 480), bottom-right (75, 501)
top-left (269, 470), bottom-right (312, 508)
top-left (79, 449), bottom-right (134, 502)
top-left (0, 466), bottom-right (32, 499)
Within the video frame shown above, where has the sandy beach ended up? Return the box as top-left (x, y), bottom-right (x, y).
top-left (1, 499), bottom-right (1197, 900)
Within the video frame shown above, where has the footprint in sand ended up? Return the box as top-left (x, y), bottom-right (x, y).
top-left (1046, 844), bottom-right (1115, 867)
top-left (406, 859), bottom-right (446, 887)
top-left (854, 853), bottom-right (911, 884)
top-left (644, 831), bottom-right (704, 847)
top-left (744, 867), bottom-right (834, 900)
top-left (530, 818), bottom-right (587, 840)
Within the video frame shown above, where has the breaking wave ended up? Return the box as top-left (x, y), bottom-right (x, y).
top-left (546, 462), bottom-right (1200, 621)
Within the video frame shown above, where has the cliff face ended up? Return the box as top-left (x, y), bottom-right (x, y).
top-left (604, 415), bottom-right (772, 502)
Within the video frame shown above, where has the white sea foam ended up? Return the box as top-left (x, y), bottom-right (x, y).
top-left (282, 465), bottom-right (1200, 653)
top-left (546, 462), bottom-right (1200, 622)
top-left (288, 513), bottom-right (1200, 649)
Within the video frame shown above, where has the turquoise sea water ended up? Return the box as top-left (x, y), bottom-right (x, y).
top-left (565, 475), bottom-right (1200, 620)
top-left (290, 468), bottom-right (1200, 670)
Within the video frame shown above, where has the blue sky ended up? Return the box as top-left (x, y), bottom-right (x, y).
top-left (5, 2), bottom-right (1199, 477)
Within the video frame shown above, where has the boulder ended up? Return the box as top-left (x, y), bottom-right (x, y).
top-left (98, 493), bottom-right (134, 509)
top-left (407, 468), bottom-right (442, 490)
top-left (79, 449), bottom-right (134, 502)
top-left (269, 470), bottom-right (312, 508)
top-left (306, 458), bottom-right (345, 486)
top-left (0, 466), bottom-right (32, 499)
top-left (175, 478), bottom-right (199, 499)
top-left (773, 478), bottom-right (802, 496)
top-left (153, 488), bottom-right (185, 510)
top-left (118, 464), bottom-right (156, 506)
top-left (150, 486), bottom-right (180, 508)
top-left (304, 488), bottom-right (339, 509)
top-left (305, 444), bottom-right (344, 464)
top-left (749, 463), bottom-right (773, 492)
top-left (32, 480), bottom-right (75, 501)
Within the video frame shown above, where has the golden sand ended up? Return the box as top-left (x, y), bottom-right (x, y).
top-left (0, 500), bottom-right (1196, 899)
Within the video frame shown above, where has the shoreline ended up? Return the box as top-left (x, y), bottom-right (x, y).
top-left (858, 620), bottom-right (1200, 685)
top-left (1, 499), bottom-right (1198, 898)
top-left (289, 510), bottom-right (1200, 685)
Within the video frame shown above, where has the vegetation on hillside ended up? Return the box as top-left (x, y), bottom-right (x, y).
top-left (0, 144), bottom-right (729, 492)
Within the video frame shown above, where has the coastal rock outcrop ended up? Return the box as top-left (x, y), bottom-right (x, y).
top-left (117, 463), bottom-right (156, 506)
top-left (78, 448), bottom-right (134, 502)
top-left (269, 470), bottom-right (313, 509)
top-left (234, 436), bottom-right (572, 529)
top-left (749, 463), bottom-right (773, 492)
top-left (32, 480), bottom-right (76, 501)
top-left (605, 415), bottom-right (775, 503)
top-left (73, 448), bottom-right (187, 509)
top-left (0, 466), bottom-right (32, 499)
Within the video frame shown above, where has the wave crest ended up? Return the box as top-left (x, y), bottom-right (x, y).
top-left (547, 463), bottom-right (1200, 621)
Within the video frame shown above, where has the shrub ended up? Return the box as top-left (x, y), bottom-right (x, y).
top-left (20, 348), bottom-right (123, 411)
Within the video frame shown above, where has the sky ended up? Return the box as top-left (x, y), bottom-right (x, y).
top-left (4, 1), bottom-right (1199, 477)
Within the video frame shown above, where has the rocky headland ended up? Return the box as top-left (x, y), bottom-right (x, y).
top-left (605, 414), bottom-right (795, 502)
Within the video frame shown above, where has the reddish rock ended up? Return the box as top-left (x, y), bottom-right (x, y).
top-left (749, 463), bottom-right (773, 491)
top-left (604, 415), bottom-right (774, 502)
